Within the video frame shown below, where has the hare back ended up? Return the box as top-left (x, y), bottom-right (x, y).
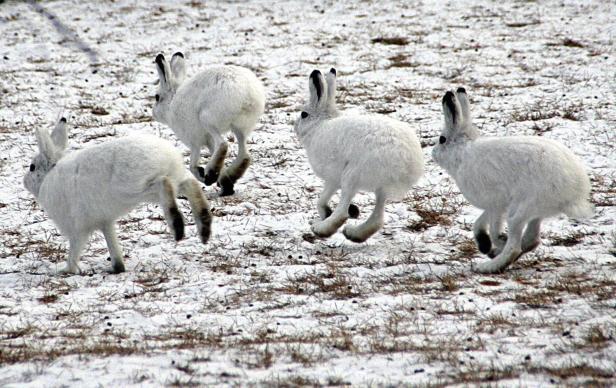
top-left (38, 135), bottom-right (188, 232)
top-left (454, 137), bottom-right (590, 216)
top-left (177, 66), bottom-right (264, 121)
top-left (307, 115), bottom-right (424, 199)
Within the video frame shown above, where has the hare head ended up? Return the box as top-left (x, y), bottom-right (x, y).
top-left (294, 68), bottom-right (338, 137)
top-left (24, 118), bottom-right (68, 198)
top-left (432, 87), bottom-right (480, 165)
top-left (153, 52), bottom-right (186, 125)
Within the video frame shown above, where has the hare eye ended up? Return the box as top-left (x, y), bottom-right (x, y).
top-left (29, 164), bottom-right (35, 171)
top-left (301, 111), bottom-right (308, 119)
top-left (155, 94), bottom-right (160, 102)
top-left (439, 136), bottom-right (446, 144)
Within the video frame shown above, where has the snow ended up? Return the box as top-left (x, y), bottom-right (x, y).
top-left (1, 0), bottom-right (615, 386)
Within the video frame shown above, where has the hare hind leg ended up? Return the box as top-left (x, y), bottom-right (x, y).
top-left (101, 222), bottom-right (125, 273)
top-left (159, 177), bottom-right (185, 241)
top-left (343, 190), bottom-right (386, 243)
top-left (179, 178), bottom-right (213, 244)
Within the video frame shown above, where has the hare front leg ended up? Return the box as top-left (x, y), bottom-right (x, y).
top-left (473, 211), bottom-right (491, 254)
top-left (59, 234), bottom-right (87, 275)
top-left (179, 177), bottom-right (213, 244)
top-left (101, 222), bottom-right (125, 274)
top-left (317, 183), bottom-right (338, 220)
top-left (473, 207), bottom-right (530, 273)
top-left (190, 146), bottom-right (206, 183)
top-left (218, 129), bottom-right (250, 196)
top-left (317, 183), bottom-right (360, 221)
top-left (311, 183), bottom-right (357, 238)
top-left (159, 177), bottom-right (185, 241)
top-left (343, 190), bottom-right (386, 243)
top-left (488, 211), bottom-right (507, 258)
top-left (521, 218), bottom-right (542, 253)
top-left (203, 132), bottom-right (229, 187)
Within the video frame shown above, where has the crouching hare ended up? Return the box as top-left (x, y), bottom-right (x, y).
top-left (153, 52), bottom-right (266, 196)
top-left (294, 69), bottom-right (424, 242)
top-left (24, 118), bottom-right (212, 275)
top-left (433, 88), bottom-right (593, 273)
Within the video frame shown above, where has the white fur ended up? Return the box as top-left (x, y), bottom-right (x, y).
top-left (24, 119), bottom-right (212, 275)
top-left (294, 69), bottom-right (424, 242)
top-left (153, 52), bottom-right (265, 196)
top-left (432, 88), bottom-right (593, 273)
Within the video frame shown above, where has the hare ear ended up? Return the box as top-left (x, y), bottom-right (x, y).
top-left (170, 52), bottom-right (186, 83)
top-left (442, 91), bottom-right (461, 129)
top-left (455, 87), bottom-right (480, 139)
top-left (35, 126), bottom-right (57, 161)
top-left (50, 117), bottom-right (68, 151)
top-left (308, 69), bottom-right (326, 109)
top-left (456, 87), bottom-right (471, 123)
top-left (155, 53), bottom-right (171, 88)
top-left (325, 68), bottom-right (337, 107)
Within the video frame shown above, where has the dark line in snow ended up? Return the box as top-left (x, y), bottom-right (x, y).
top-left (28, 1), bottom-right (99, 64)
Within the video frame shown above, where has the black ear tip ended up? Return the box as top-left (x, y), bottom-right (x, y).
top-left (59, 117), bottom-right (67, 123)
top-left (155, 53), bottom-right (165, 64)
top-left (310, 69), bottom-right (322, 78)
top-left (442, 91), bottom-right (455, 103)
top-left (330, 68), bottom-right (336, 75)
top-left (457, 87), bottom-right (466, 94)
top-left (442, 91), bottom-right (458, 122)
top-left (173, 52), bottom-right (184, 58)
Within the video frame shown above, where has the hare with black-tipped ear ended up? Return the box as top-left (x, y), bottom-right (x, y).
top-left (294, 68), bottom-right (424, 242)
top-left (432, 88), bottom-right (593, 273)
top-left (23, 118), bottom-right (213, 275)
top-left (153, 52), bottom-right (266, 196)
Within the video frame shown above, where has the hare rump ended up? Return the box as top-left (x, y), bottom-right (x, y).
top-left (432, 88), bottom-right (593, 273)
top-left (23, 119), bottom-right (212, 275)
top-left (294, 69), bottom-right (424, 243)
top-left (153, 52), bottom-right (265, 196)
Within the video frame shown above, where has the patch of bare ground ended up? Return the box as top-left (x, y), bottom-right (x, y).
top-left (371, 36), bottom-right (409, 46)
top-left (546, 38), bottom-right (585, 49)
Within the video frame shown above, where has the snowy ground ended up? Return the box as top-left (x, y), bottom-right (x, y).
top-left (1, 0), bottom-right (615, 386)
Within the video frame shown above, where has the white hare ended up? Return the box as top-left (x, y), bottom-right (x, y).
top-left (23, 118), bottom-right (212, 275)
top-left (294, 68), bottom-right (424, 242)
top-left (432, 88), bottom-right (593, 273)
top-left (153, 52), bottom-right (265, 196)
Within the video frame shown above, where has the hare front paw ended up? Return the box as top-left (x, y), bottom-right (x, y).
top-left (57, 263), bottom-right (81, 275)
top-left (311, 220), bottom-right (337, 238)
top-left (342, 225), bottom-right (369, 243)
top-left (471, 259), bottom-right (506, 274)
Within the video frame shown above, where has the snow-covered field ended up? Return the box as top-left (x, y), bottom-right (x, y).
top-left (1, 0), bottom-right (615, 386)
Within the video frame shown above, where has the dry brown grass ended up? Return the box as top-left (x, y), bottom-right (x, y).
top-left (549, 230), bottom-right (589, 247)
top-left (407, 206), bottom-right (453, 232)
top-left (514, 288), bottom-right (562, 309)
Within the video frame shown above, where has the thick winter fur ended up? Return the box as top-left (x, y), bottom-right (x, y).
top-left (294, 69), bottom-right (424, 242)
top-left (24, 119), bottom-right (212, 275)
top-left (153, 52), bottom-right (266, 196)
top-left (432, 88), bottom-right (593, 273)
